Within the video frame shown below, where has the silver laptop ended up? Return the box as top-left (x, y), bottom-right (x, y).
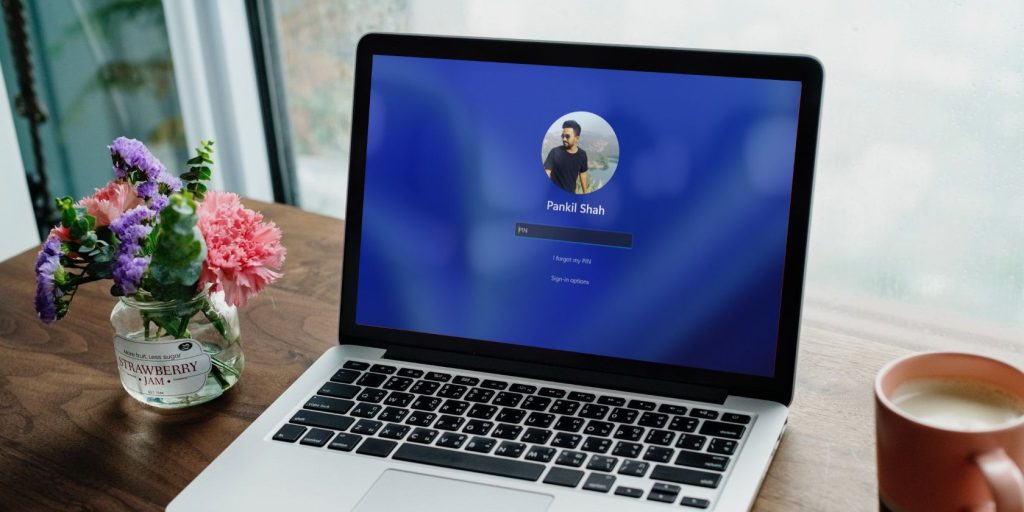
top-left (170, 33), bottom-right (822, 511)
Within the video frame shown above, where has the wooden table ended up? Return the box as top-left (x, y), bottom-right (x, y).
top-left (1, 199), bottom-right (1018, 510)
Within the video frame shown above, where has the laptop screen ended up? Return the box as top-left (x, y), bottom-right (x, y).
top-left (355, 54), bottom-right (803, 378)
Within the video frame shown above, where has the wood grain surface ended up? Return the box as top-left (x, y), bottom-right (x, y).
top-left (1, 199), bottom-right (1018, 510)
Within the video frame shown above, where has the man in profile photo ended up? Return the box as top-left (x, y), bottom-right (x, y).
top-left (545, 120), bottom-right (589, 194)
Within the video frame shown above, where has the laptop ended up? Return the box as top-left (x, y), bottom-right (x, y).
top-left (170, 33), bottom-right (822, 511)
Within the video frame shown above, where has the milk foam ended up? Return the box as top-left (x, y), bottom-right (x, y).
top-left (890, 378), bottom-right (1024, 431)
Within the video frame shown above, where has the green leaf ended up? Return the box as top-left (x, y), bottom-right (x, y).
top-left (146, 193), bottom-right (207, 301)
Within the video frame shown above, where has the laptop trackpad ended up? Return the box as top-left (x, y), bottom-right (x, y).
top-left (354, 469), bottom-right (553, 512)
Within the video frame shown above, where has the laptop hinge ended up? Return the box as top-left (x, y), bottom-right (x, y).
top-left (383, 345), bottom-right (728, 405)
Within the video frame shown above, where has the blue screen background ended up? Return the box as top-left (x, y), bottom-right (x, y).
top-left (356, 55), bottom-right (802, 377)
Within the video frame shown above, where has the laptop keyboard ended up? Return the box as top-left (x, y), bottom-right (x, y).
top-left (272, 360), bottom-right (753, 509)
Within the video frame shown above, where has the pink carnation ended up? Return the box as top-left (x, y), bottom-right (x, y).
top-left (78, 180), bottom-right (142, 228)
top-left (196, 191), bottom-right (286, 307)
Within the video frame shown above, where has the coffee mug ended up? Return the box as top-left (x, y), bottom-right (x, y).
top-left (876, 351), bottom-right (1024, 511)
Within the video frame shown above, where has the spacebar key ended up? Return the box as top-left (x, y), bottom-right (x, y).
top-left (393, 443), bottom-right (546, 481)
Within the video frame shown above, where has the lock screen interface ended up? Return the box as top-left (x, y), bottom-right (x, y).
top-left (355, 55), bottom-right (803, 377)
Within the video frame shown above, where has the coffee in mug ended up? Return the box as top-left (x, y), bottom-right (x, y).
top-left (890, 377), bottom-right (1024, 431)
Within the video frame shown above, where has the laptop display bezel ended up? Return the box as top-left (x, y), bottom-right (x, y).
top-left (340, 33), bottom-right (822, 406)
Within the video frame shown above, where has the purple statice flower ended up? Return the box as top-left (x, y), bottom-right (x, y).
top-left (150, 195), bottom-right (170, 213)
top-left (110, 205), bottom-right (155, 294)
top-left (108, 136), bottom-right (166, 181)
top-left (34, 236), bottom-right (64, 324)
top-left (136, 180), bottom-right (159, 200)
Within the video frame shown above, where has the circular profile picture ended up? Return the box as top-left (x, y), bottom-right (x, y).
top-left (541, 111), bottom-right (619, 194)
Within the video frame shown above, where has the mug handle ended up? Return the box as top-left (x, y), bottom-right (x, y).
top-left (976, 449), bottom-right (1024, 512)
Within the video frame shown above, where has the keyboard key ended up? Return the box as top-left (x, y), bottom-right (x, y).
top-left (682, 496), bottom-right (712, 509)
top-left (369, 364), bottom-right (397, 375)
top-left (496, 408), bottom-right (527, 424)
top-left (304, 395), bottom-right (355, 415)
top-left (524, 446), bottom-right (557, 463)
top-left (613, 425), bottom-right (645, 441)
top-left (675, 451), bottom-right (730, 472)
top-left (669, 416), bottom-right (699, 432)
top-left (678, 434), bottom-right (708, 451)
top-left (581, 437), bottom-right (612, 454)
top-left (700, 421), bottom-right (746, 440)
top-left (437, 432), bottom-right (468, 449)
top-left (290, 410), bottom-right (355, 431)
top-left (543, 467), bottom-right (584, 488)
top-left (378, 423), bottom-right (410, 440)
top-left (411, 396), bottom-right (442, 411)
top-left (492, 423), bottom-right (523, 440)
top-left (553, 416), bottom-right (584, 433)
top-left (378, 407), bottom-right (409, 423)
top-left (356, 373), bottom-right (388, 388)
top-left (405, 412), bottom-right (437, 427)
top-left (550, 399), bottom-right (581, 416)
top-left (463, 420), bottom-right (494, 436)
top-left (383, 391), bottom-right (414, 408)
top-left (492, 392), bottom-right (524, 407)
top-left (434, 415), bottom-right (465, 431)
top-left (708, 438), bottom-right (738, 455)
top-left (539, 387), bottom-right (566, 398)
top-left (628, 399), bottom-right (656, 411)
top-left (465, 388), bottom-right (496, 403)
top-left (583, 420), bottom-right (614, 437)
top-left (453, 375), bottom-right (480, 386)
top-left (645, 429), bottom-right (675, 446)
top-left (466, 404), bottom-right (498, 419)
top-left (653, 482), bottom-right (681, 494)
top-left (408, 427), bottom-right (439, 444)
top-left (398, 368), bottom-right (424, 378)
top-left (586, 455), bottom-right (618, 472)
top-left (618, 460), bottom-right (650, 477)
top-left (567, 391), bottom-right (596, 402)
top-left (328, 432), bottom-right (362, 451)
top-left (608, 408), bottom-right (638, 424)
top-left (465, 436), bottom-right (497, 453)
top-left (614, 486), bottom-right (643, 498)
top-left (651, 464), bottom-right (724, 487)
top-left (612, 442), bottom-right (643, 459)
top-left (299, 428), bottom-right (334, 447)
top-left (424, 372), bottom-right (451, 382)
top-left (689, 408), bottom-right (719, 420)
top-left (495, 441), bottom-right (527, 458)
top-left (551, 433), bottom-right (582, 449)
top-left (351, 419), bottom-right (383, 435)
top-left (481, 379), bottom-right (508, 390)
top-left (521, 428), bottom-right (552, 444)
top-left (582, 473), bottom-right (616, 493)
top-left (382, 376), bottom-right (413, 391)
top-left (722, 413), bottom-right (751, 424)
top-left (356, 388), bottom-right (388, 403)
top-left (597, 395), bottom-right (625, 406)
top-left (555, 450), bottom-right (587, 467)
top-left (651, 464), bottom-right (722, 488)
top-left (318, 382), bottom-right (360, 399)
top-left (521, 396), bottom-right (551, 411)
top-left (330, 369), bottom-right (360, 384)
top-left (273, 424), bottom-right (306, 442)
top-left (643, 446), bottom-right (675, 463)
top-left (647, 491), bottom-right (677, 504)
top-left (440, 399), bottom-right (470, 416)
top-left (436, 384), bottom-right (468, 399)
top-left (658, 404), bottom-right (687, 415)
top-left (350, 403), bottom-right (382, 418)
top-left (524, 413), bottom-right (555, 429)
top-left (409, 380), bottom-right (440, 395)
top-left (579, 404), bottom-right (609, 419)
top-left (357, 438), bottom-right (398, 457)
top-left (509, 384), bottom-right (537, 394)
top-left (638, 412), bottom-right (669, 428)
top-left (343, 360), bottom-right (369, 370)
top-left (394, 443), bottom-right (546, 481)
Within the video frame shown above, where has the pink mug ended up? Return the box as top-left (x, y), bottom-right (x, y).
top-left (876, 352), bottom-right (1024, 512)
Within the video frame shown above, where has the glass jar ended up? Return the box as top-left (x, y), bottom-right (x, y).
top-left (109, 289), bottom-right (243, 408)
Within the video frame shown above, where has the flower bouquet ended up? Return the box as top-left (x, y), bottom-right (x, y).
top-left (34, 137), bottom-right (286, 408)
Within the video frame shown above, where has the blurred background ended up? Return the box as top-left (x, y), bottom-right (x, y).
top-left (2, 0), bottom-right (1022, 334)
